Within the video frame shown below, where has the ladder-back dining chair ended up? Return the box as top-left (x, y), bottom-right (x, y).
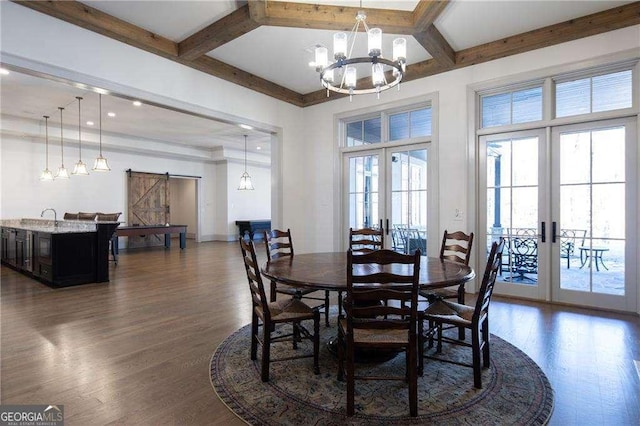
top-left (420, 230), bottom-right (474, 302)
top-left (349, 227), bottom-right (384, 253)
top-left (264, 229), bottom-right (330, 327)
top-left (418, 238), bottom-right (505, 389)
top-left (342, 226), bottom-right (386, 317)
top-left (239, 236), bottom-right (320, 382)
top-left (338, 248), bottom-right (421, 417)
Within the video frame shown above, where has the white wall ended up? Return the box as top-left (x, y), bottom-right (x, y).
top-left (1, 2), bottom-right (638, 262)
top-left (0, 2), bottom-right (292, 242)
top-left (227, 161), bottom-right (271, 240)
top-left (286, 26), bottom-right (640, 255)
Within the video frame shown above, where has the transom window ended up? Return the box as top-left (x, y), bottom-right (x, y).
top-left (345, 106), bottom-right (432, 147)
top-left (555, 69), bottom-right (633, 118)
top-left (481, 86), bottom-right (543, 128)
top-left (479, 66), bottom-right (635, 129)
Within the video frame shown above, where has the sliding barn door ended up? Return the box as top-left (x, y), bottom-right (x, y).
top-left (127, 171), bottom-right (170, 248)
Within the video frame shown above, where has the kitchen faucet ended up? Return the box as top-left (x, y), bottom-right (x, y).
top-left (41, 208), bottom-right (58, 227)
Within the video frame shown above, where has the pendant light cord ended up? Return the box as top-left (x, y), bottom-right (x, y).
top-left (59, 107), bottom-right (64, 165)
top-left (244, 135), bottom-right (248, 171)
top-left (44, 115), bottom-right (49, 168)
top-left (99, 93), bottom-right (103, 156)
top-left (76, 96), bottom-right (83, 160)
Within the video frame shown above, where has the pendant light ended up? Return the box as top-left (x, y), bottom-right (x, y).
top-left (40, 115), bottom-right (54, 181)
top-left (72, 96), bottom-right (89, 175)
top-left (238, 134), bottom-right (254, 190)
top-left (55, 107), bottom-right (70, 179)
top-left (92, 93), bottom-right (111, 172)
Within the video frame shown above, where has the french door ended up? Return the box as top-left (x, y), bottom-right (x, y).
top-left (344, 144), bottom-right (431, 255)
top-left (480, 118), bottom-right (637, 311)
top-left (480, 129), bottom-right (547, 299)
top-left (551, 118), bottom-right (637, 311)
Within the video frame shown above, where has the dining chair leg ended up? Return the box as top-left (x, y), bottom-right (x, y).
top-left (250, 313), bottom-right (259, 361)
top-left (436, 323), bottom-right (443, 353)
top-left (472, 325), bottom-right (482, 389)
top-left (346, 340), bottom-right (355, 416)
top-left (457, 285), bottom-right (466, 340)
top-left (269, 280), bottom-right (277, 302)
top-left (338, 291), bottom-right (343, 317)
top-left (408, 342), bottom-right (418, 417)
top-left (261, 323), bottom-right (271, 382)
top-left (482, 317), bottom-right (490, 368)
top-left (324, 290), bottom-right (330, 327)
top-left (313, 311), bottom-right (320, 374)
top-left (417, 319), bottom-right (424, 376)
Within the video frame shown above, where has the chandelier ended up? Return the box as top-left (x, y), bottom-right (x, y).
top-left (313, 9), bottom-right (406, 100)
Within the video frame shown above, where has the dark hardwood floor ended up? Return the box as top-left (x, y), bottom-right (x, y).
top-left (1, 241), bottom-right (638, 425)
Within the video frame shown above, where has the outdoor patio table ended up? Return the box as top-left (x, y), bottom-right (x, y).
top-left (579, 246), bottom-right (609, 271)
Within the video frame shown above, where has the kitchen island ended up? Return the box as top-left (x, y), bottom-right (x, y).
top-left (1, 218), bottom-right (119, 287)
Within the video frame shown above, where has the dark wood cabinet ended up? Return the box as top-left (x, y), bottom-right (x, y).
top-left (32, 231), bottom-right (97, 287)
top-left (1, 228), bottom-right (16, 266)
top-left (2, 226), bottom-right (110, 287)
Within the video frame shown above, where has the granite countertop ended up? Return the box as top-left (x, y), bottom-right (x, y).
top-left (1, 218), bottom-right (119, 234)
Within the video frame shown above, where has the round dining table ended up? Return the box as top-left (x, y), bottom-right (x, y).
top-left (261, 252), bottom-right (475, 293)
top-left (261, 252), bottom-right (475, 360)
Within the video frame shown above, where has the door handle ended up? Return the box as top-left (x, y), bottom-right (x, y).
top-left (541, 221), bottom-right (546, 243)
top-left (552, 222), bottom-right (557, 243)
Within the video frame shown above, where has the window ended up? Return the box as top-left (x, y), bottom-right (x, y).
top-left (481, 86), bottom-right (542, 128)
top-left (389, 107), bottom-right (432, 141)
top-left (345, 105), bottom-right (432, 147)
top-left (555, 70), bottom-right (633, 118)
top-left (346, 118), bottom-right (381, 146)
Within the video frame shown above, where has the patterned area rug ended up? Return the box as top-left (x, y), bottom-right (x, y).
top-left (210, 323), bottom-right (554, 425)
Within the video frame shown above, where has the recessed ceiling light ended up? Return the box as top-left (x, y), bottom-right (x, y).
top-left (239, 124), bottom-right (253, 130)
top-left (0, 68), bottom-right (10, 75)
top-left (86, 121), bottom-right (94, 126)
top-left (107, 112), bottom-right (116, 117)
top-left (256, 146), bottom-right (262, 150)
top-left (133, 100), bottom-right (142, 107)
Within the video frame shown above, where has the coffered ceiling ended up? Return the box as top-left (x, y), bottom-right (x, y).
top-left (3, 1), bottom-right (639, 156)
top-left (13, 0), bottom-right (640, 108)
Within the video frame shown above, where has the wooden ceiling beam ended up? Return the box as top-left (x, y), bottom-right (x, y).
top-left (12, 0), bottom-right (178, 58)
top-left (413, 25), bottom-right (455, 67)
top-left (412, 0), bottom-right (449, 32)
top-left (456, 2), bottom-right (640, 66)
top-left (11, 1), bottom-right (640, 108)
top-left (248, 0), bottom-right (415, 34)
top-left (411, 1), bottom-right (454, 66)
top-left (11, 0), bottom-right (303, 106)
top-left (182, 56), bottom-right (305, 107)
top-left (178, 5), bottom-right (260, 61)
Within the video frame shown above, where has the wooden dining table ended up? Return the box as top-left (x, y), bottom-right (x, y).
top-left (261, 252), bottom-right (475, 359)
top-left (261, 251), bottom-right (475, 293)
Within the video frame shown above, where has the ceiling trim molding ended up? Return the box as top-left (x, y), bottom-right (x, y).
top-left (11, 0), bottom-right (640, 108)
